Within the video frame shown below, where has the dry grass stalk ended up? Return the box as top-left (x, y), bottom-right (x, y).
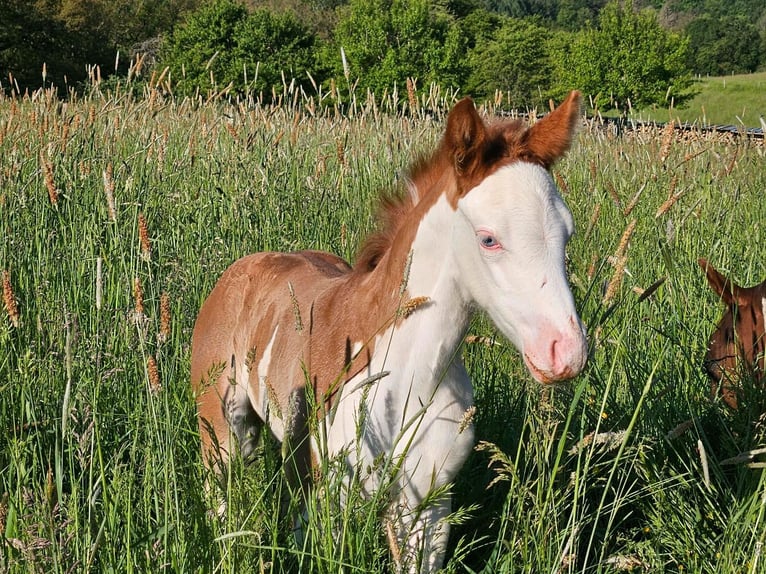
top-left (406, 77), bottom-right (417, 112)
top-left (606, 181), bottom-right (621, 208)
top-left (224, 122), bottom-right (238, 140)
top-left (724, 149), bottom-right (738, 176)
top-left (96, 257), bottom-right (102, 311)
top-left (615, 219), bottom-right (637, 258)
top-left (655, 190), bottom-right (684, 218)
top-left (290, 113), bottom-right (300, 147)
top-left (133, 277), bottom-right (144, 316)
top-left (287, 282), bottom-right (303, 333)
top-left (264, 377), bottom-right (282, 419)
top-left (159, 292), bottom-right (171, 342)
top-left (457, 405), bottom-right (476, 434)
top-left (589, 159), bottom-right (597, 180)
top-left (336, 137), bottom-right (345, 169)
top-left (156, 130), bottom-right (168, 172)
top-left (587, 254), bottom-right (598, 281)
top-left (554, 171), bottom-right (569, 194)
top-left (584, 203), bottom-right (601, 241)
top-left (603, 255), bottom-right (627, 304)
top-left (138, 212), bottom-right (151, 260)
top-left (147, 355), bottom-right (161, 395)
top-left (659, 121), bottom-right (675, 163)
top-left (102, 163), bottom-right (116, 221)
top-left (2, 270), bottom-right (20, 327)
top-left (41, 154), bottom-right (58, 206)
top-left (464, 335), bottom-right (499, 346)
top-left (0, 492), bottom-right (7, 537)
top-left (665, 418), bottom-right (694, 440)
top-left (399, 296), bottom-right (430, 318)
top-left (60, 122), bottom-right (69, 151)
top-left (622, 183), bottom-right (646, 217)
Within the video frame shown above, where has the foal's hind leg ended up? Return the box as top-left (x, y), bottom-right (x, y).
top-left (197, 359), bottom-right (263, 513)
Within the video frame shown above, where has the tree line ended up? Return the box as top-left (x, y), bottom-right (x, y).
top-left (1, 0), bottom-right (764, 110)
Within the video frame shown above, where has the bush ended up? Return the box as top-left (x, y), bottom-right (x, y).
top-left (465, 16), bottom-right (554, 107)
top-left (331, 0), bottom-right (467, 99)
top-left (160, 0), bottom-right (323, 99)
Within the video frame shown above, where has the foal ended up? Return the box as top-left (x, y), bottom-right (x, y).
top-left (192, 93), bottom-right (588, 572)
top-left (699, 258), bottom-right (766, 409)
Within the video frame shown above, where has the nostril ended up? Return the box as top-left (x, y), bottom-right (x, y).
top-left (550, 338), bottom-right (559, 365)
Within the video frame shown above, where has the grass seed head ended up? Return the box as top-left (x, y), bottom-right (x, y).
top-left (103, 163), bottom-right (116, 221)
top-left (399, 296), bottom-right (430, 318)
top-left (41, 154), bottom-right (58, 206)
top-left (615, 219), bottom-right (637, 258)
top-left (138, 212), bottom-right (151, 260)
top-left (603, 254), bottom-right (628, 304)
top-left (2, 270), bottom-right (20, 327)
top-left (133, 277), bottom-right (144, 316)
top-left (147, 355), bottom-right (161, 395)
top-left (659, 121), bottom-right (675, 163)
top-left (159, 292), bottom-right (171, 342)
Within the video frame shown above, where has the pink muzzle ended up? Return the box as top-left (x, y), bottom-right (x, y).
top-left (523, 316), bottom-right (588, 384)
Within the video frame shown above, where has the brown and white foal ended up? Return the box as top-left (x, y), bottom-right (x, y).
top-left (191, 93), bottom-right (588, 572)
top-left (699, 258), bottom-right (766, 409)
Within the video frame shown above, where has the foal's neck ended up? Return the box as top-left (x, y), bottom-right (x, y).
top-left (373, 188), bottom-right (471, 378)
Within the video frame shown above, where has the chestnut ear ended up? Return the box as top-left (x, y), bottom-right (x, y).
top-left (522, 90), bottom-right (582, 168)
top-left (444, 97), bottom-right (486, 173)
top-left (699, 258), bottom-right (736, 305)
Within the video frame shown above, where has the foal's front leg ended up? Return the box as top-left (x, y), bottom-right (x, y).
top-left (388, 495), bottom-right (452, 574)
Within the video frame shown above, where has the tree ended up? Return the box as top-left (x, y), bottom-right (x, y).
top-left (685, 15), bottom-right (763, 75)
top-left (553, 0), bottom-right (691, 110)
top-left (331, 0), bottom-right (467, 98)
top-left (465, 17), bottom-right (554, 107)
top-left (160, 0), bottom-right (323, 98)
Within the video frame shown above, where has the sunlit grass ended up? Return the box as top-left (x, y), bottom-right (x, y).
top-left (0, 80), bottom-right (764, 573)
top-left (636, 71), bottom-right (766, 128)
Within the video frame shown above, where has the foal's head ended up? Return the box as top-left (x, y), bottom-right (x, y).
top-left (441, 92), bottom-right (588, 383)
top-left (699, 258), bottom-right (766, 409)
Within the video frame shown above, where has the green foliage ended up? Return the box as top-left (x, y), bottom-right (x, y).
top-left (2, 86), bottom-right (765, 573)
top-left (465, 16), bottom-right (554, 106)
top-left (554, 0), bottom-right (691, 110)
top-left (331, 0), bottom-right (467, 98)
top-left (685, 15), bottom-right (763, 76)
top-left (160, 0), bottom-right (323, 98)
top-left (554, 0), bottom-right (607, 29)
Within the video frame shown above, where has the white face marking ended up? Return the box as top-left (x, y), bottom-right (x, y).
top-left (762, 297), bottom-right (766, 330)
top-left (352, 341), bottom-right (363, 356)
top-left (454, 162), bottom-right (586, 381)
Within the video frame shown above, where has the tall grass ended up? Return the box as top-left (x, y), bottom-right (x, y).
top-left (1, 80), bottom-right (764, 573)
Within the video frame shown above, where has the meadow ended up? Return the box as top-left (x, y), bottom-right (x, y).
top-left (1, 81), bottom-right (765, 573)
top-left (636, 71), bottom-right (766, 129)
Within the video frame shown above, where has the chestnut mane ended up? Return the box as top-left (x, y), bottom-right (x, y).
top-left (353, 115), bottom-right (534, 273)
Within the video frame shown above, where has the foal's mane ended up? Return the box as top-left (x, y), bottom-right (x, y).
top-left (353, 116), bottom-right (528, 273)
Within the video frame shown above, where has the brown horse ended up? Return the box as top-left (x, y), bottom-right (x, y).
top-left (699, 258), bottom-right (766, 409)
top-left (191, 92), bottom-right (588, 572)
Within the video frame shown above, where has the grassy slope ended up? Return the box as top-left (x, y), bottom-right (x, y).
top-left (0, 85), bottom-right (765, 573)
top-left (636, 71), bottom-right (766, 128)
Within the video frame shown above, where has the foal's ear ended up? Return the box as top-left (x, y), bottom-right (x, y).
top-left (444, 97), bottom-right (486, 173)
top-left (522, 90), bottom-right (582, 168)
top-left (699, 258), bottom-right (736, 305)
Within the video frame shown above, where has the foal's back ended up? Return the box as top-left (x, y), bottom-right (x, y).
top-left (191, 250), bottom-right (352, 465)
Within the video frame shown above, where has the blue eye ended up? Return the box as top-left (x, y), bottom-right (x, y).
top-left (478, 232), bottom-right (501, 250)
